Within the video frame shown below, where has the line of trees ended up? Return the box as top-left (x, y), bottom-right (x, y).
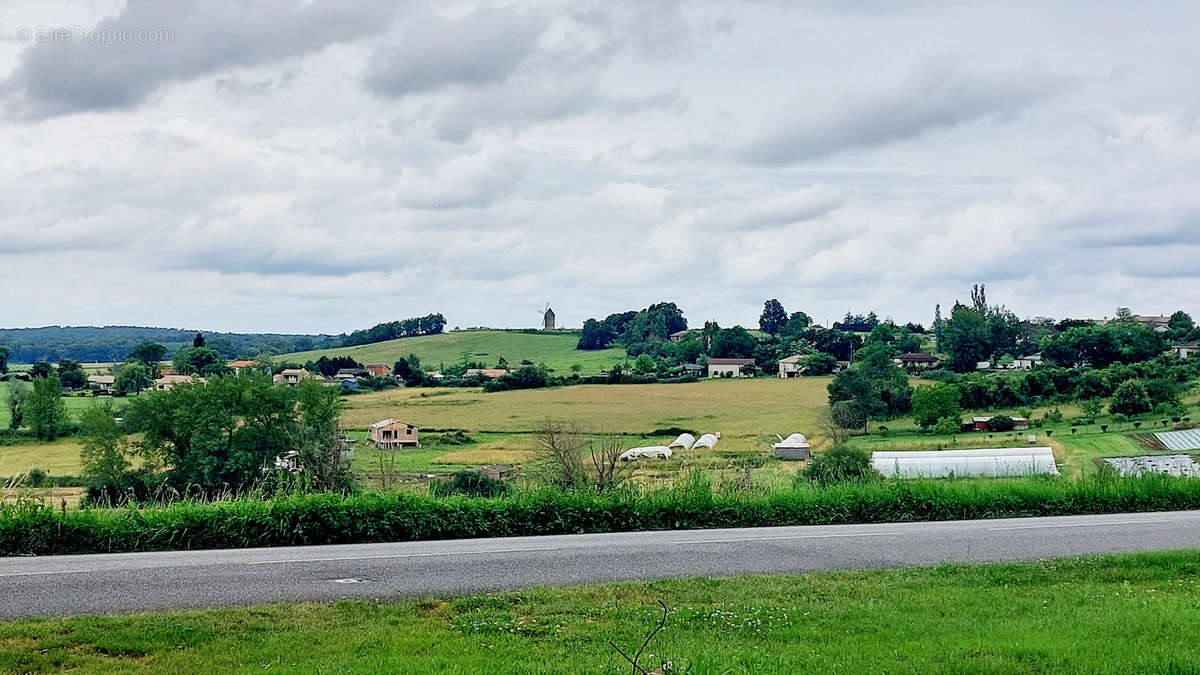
top-left (338, 313), bottom-right (447, 348)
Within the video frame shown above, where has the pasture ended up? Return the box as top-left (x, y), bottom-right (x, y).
top-left (278, 329), bottom-right (628, 375)
top-left (3, 551), bottom-right (1200, 672)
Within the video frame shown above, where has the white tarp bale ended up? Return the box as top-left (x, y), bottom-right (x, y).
top-left (693, 433), bottom-right (721, 449)
top-left (668, 433), bottom-right (696, 450)
top-left (773, 433), bottom-right (811, 459)
top-left (619, 446), bottom-right (673, 461)
top-left (872, 447), bottom-right (1059, 478)
top-left (1104, 454), bottom-right (1200, 477)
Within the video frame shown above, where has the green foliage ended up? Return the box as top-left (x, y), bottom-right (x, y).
top-left (0, 344), bottom-right (7, 374)
top-left (802, 352), bottom-right (838, 375)
top-left (1110, 379), bottom-right (1152, 416)
top-left (988, 414), bottom-right (1015, 432)
top-left (129, 341), bottom-right (168, 375)
top-left (24, 376), bottom-right (66, 440)
top-left (10, 475), bottom-right (1200, 555)
top-left (123, 375), bottom-right (350, 496)
top-left (933, 416), bottom-right (960, 435)
top-left (911, 383), bottom-right (963, 429)
top-left (173, 346), bottom-right (226, 375)
top-left (828, 344), bottom-right (912, 419)
top-left (340, 313), bottom-right (447, 348)
top-left (759, 299), bottom-right (788, 336)
top-left (619, 302), bottom-right (688, 355)
top-left (710, 327), bottom-right (758, 359)
top-left (57, 358), bottom-right (87, 389)
top-left (577, 318), bottom-right (617, 350)
top-left (114, 360), bottom-right (152, 395)
top-left (482, 365), bottom-right (552, 392)
top-left (942, 305), bottom-right (991, 372)
top-left (431, 470), bottom-right (510, 498)
top-left (5, 381), bottom-right (28, 430)
top-left (802, 446), bottom-right (878, 486)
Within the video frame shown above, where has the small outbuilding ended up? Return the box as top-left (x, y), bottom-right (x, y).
top-left (777, 354), bottom-right (805, 378)
top-left (893, 353), bottom-right (939, 370)
top-left (707, 358), bottom-right (755, 378)
top-left (369, 418), bottom-right (420, 449)
top-left (772, 433), bottom-right (811, 460)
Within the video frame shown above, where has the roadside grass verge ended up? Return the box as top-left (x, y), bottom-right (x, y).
top-left (7, 473), bottom-right (1200, 555)
top-left (3, 551), bottom-right (1200, 673)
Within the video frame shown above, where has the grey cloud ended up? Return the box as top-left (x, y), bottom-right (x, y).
top-left (741, 65), bottom-right (1067, 164)
top-left (365, 8), bottom-right (548, 98)
top-left (5, 0), bottom-right (396, 118)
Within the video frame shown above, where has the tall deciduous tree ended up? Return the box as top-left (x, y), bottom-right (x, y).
top-left (25, 375), bottom-right (66, 440)
top-left (759, 299), bottom-right (788, 336)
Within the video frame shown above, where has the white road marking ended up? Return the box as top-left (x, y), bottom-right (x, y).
top-left (672, 532), bottom-right (899, 545)
top-left (0, 569), bottom-right (93, 578)
top-left (987, 520), bottom-right (1170, 531)
top-left (246, 546), bottom-right (563, 566)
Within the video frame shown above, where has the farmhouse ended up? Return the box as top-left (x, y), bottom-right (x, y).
top-left (669, 329), bottom-right (696, 342)
top-left (273, 368), bottom-right (310, 387)
top-left (777, 354), bottom-right (804, 378)
top-left (893, 353), bottom-right (939, 370)
top-left (335, 367), bottom-right (370, 380)
top-left (1135, 315), bottom-right (1172, 333)
top-left (707, 358), bottom-right (755, 378)
top-left (1010, 353), bottom-right (1043, 370)
top-left (464, 368), bottom-right (508, 379)
top-left (972, 416), bottom-right (1030, 432)
top-left (1175, 342), bottom-right (1198, 359)
top-left (154, 374), bottom-right (197, 391)
top-left (364, 363), bottom-right (392, 377)
top-left (369, 418), bottom-right (420, 449)
top-left (87, 374), bottom-right (115, 394)
top-left (227, 359), bottom-right (257, 375)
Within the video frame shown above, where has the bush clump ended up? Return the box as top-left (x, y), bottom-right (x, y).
top-left (802, 446), bottom-right (879, 486)
top-left (430, 470), bottom-right (509, 498)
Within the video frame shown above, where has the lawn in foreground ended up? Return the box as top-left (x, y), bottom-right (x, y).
top-left (3, 551), bottom-right (1199, 673)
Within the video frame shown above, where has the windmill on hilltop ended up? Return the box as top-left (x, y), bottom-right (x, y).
top-left (538, 303), bottom-right (556, 330)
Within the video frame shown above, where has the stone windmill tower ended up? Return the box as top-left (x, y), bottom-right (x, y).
top-left (541, 303), bottom-right (556, 330)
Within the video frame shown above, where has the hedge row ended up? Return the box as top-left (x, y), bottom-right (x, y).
top-left (4, 475), bottom-right (1200, 556)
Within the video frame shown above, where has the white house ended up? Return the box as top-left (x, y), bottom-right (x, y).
top-left (87, 374), bottom-right (115, 394)
top-left (1175, 343), bottom-right (1198, 359)
top-left (777, 354), bottom-right (805, 378)
top-left (1010, 353), bottom-right (1044, 370)
top-left (707, 358), bottom-right (755, 378)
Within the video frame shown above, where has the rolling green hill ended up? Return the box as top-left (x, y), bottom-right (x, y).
top-left (277, 330), bottom-right (628, 375)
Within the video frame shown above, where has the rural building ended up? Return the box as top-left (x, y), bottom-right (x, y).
top-left (87, 374), bottom-right (115, 394)
top-left (681, 363), bottom-right (705, 376)
top-left (473, 464), bottom-right (514, 480)
top-left (227, 359), bottom-right (257, 375)
top-left (335, 367), bottom-right (370, 380)
top-left (542, 306), bottom-right (556, 330)
top-left (364, 363), bottom-right (392, 377)
top-left (893, 353), bottom-right (939, 370)
top-left (873, 447), bottom-right (1059, 478)
top-left (1174, 343), bottom-right (1198, 359)
top-left (972, 416), bottom-right (1030, 432)
top-left (669, 330), bottom-right (696, 342)
top-left (154, 374), bottom-right (197, 391)
top-left (464, 368), bottom-right (508, 379)
top-left (772, 433), bottom-right (811, 459)
top-left (273, 369), bottom-right (311, 387)
top-left (1135, 315), bottom-right (1172, 333)
top-left (707, 358), bottom-right (755, 378)
top-left (778, 354), bottom-right (804, 378)
top-left (274, 451), bottom-right (301, 473)
top-left (1010, 353), bottom-right (1043, 370)
top-left (369, 418), bottom-right (420, 448)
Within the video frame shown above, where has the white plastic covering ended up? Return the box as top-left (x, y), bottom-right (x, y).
top-left (872, 447), bottom-right (1059, 478)
top-left (619, 446), bottom-right (673, 461)
top-left (668, 433), bottom-right (696, 450)
top-left (692, 433), bottom-right (720, 449)
top-left (773, 433), bottom-right (809, 450)
top-left (1104, 454), bottom-right (1200, 477)
top-left (1154, 429), bottom-right (1200, 451)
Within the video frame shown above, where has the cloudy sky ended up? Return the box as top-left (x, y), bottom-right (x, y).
top-left (2, 1), bottom-right (1198, 334)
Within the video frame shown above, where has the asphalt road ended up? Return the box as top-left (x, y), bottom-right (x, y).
top-left (4, 510), bottom-right (1200, 619)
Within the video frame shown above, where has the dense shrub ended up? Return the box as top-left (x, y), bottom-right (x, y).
top-left (801, 446), bottom-right (878, 486)
top-left (988, 415), bottom-right (1016, 432)
top-left (430, 471), bottom-right (510, 498)
top-left (6, 475), bottom-right (1200, 556)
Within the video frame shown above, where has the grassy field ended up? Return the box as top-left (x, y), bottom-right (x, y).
top-left (278, 330), bottom-right (628, 375)
top-left (3, 551), bottom-right (1200, 673)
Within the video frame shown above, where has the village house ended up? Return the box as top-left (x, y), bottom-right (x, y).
top-left (227, 359), bottom-right (257, 375)
top-left (1174, 342), bottom-right (1198, 359)
top-left (669, 329), bottom-right (696, 342)
top-left (335, 367), bottom-right (370, 380)
top-left (1010, 353), bottom-right (1044, 370)
top-left (777, 354), bottom-right (805, 378)
top-left (87, 374), bottom-right (115, 394)
top-left (154, 374), bottom-right (198, 391)
top-left (273, 368), bottom-right (310, 387)
top-left (1135, 315), bottom-right (1172, 333)
top-left (364, 363), bottom-right (392, 377)
top-left (681, 363), bottom-right (705, 377)
top-left (369, 418), bottom-right (420, 449)
top-left (707, 358), bottom-right (755, 378)
top-left (893, 353), bottom-right (939, 370)
top-left (463, 368), bottom-right (508, 379)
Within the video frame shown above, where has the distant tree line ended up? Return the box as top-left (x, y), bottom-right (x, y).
top-left (0, 326), bottom-right (339, 363)
top-left (338, 314), bottom-right (447, 348)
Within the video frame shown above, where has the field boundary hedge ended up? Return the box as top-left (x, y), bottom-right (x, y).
top-left (4, 475), bottom-right (1200, 556)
